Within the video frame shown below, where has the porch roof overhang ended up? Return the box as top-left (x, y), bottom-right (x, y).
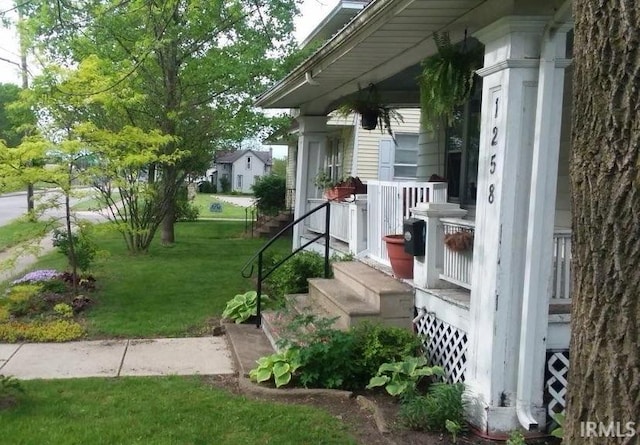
top-left (256, 0), bottom-right (567, 115)
top-left (255, 0), bottom-right (493, 115)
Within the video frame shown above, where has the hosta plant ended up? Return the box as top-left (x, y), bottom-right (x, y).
top-left (222, 291), bottom-right (269, 324)
top-left (249, 348), bottom-right (302, 388)
top-left (367, 356), bottom-right (444, 397)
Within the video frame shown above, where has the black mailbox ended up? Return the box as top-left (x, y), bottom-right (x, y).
top-left (403, 218), bottom-right (426, 256)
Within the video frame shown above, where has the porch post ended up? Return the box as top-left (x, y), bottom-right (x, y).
top-left (411, 203), bottom-right (467, 289)
top-left (464, 16), bottom-right (549, 434)
top-left (517, 26), bottom-right (571, 428)
top-left (293, 115), bottom-right (328, 249)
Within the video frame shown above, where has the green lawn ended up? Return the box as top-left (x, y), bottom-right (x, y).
top-left (0, 219), bottom-right (50, 253)
top-left (1, 376), bottom-right (357, 445)
top-left (194, 193), bottom-right (250, 219)
top-left (19, 221), bottom-right (290, 338)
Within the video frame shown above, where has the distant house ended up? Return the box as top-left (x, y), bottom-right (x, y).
top-left (211, 149), bottom-right (273, 193)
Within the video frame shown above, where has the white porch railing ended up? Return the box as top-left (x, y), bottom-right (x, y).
top-left (552, 230), bottom-right (572, 300)
top-left (367, 180), bottom-right (448, 265)
top-left (306, 198), bottom-right (326, 234)
top-left (440, 218), bottom-right (475, 290)
top-left (329, 201), bottom-right (350, 243)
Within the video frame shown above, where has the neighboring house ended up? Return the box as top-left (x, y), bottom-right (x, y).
top-left (256, 0), bottom-right (574, 437)
top-left (211, 149), bottom-right (272, 194)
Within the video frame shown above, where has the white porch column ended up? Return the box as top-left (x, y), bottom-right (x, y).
top-left (348, 196), bottom-right (367, 254)
top-left (411, 203), bottom-right (467, 289)
top-left (464, 16), bottom-right (548, 434)
top-left (517, 25), bottom-right (571, 429)
top-left (293, 115), bottom-right (328, 249)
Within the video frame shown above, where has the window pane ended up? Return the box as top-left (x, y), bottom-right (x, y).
top-left (394, 165), bottom-right (417, 178)
top-left (395, 148), bottom-right (417, 164)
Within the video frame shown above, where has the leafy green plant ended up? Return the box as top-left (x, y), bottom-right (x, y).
top-left (53, 303), bottom-right (74, 318)
top-left (52, 226), bottom-right (97, 272)
top-left (398, 382), bottom-right (466, 432)
top-left (5, 284), bottom-right (46, 318)
top-left (336, 83), bottom-right (403, 137)
top-left (446, 419), bottom-right (462, 443)
top-left (267, 251), bottom-right (328, 298)
top-left (175, 185), bottom-right (200, 222)
top-left (418, 32), bottom-right (483, 129)
top-left (219, 175), bottom-right (231, 193)
top-left (506, 430), bottom-right (526, 445)
top-left (367, 356), bottom-right (444, 397)
top-left (297, 329), bottom-right (359, 389)
top-left (252, 174), bottom-right (286, 216)
top-left (550, 412), bottom-right (565, 441)
top-left (249, 348), bottom-right (302, 388)
top-left (351, 322), bottom-right (423, 386)
top-left (0, 319), bottom-right (85, 342)
top-left (222, 290), bottom-right (269, 324)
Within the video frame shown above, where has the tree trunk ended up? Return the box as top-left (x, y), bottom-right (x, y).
top-left (566, 1), bottom-right (640, 444)
top-left (160, 165), bottom-right (177, 245)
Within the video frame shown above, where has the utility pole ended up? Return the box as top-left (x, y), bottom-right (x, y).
top-left (17, 5), bottom-right (34, 213)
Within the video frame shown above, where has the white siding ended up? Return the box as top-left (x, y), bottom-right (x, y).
top-left (231, 152), bottom-right (267, 194)
top-left (355, 108), bottom-right (421, 181)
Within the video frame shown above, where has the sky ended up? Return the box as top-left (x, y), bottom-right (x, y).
top-left (0, 0), bottom-right (341, 158)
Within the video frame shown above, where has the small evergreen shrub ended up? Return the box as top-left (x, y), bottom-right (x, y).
top-left (0, 375), bottom-right (24, 409)
top-left (268, 251), bottom-right (328, 298)
top-left (252, 174), bottom-right (286, 216)
top-left (219, 176), bottom-right (231, 193)
top-left (175, 185), bottom-right (200, 222)
top-left (198, 181), bottom-right (216, 193)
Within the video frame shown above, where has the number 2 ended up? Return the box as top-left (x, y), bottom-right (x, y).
top-left (491, 127), bottom-right (498, 146)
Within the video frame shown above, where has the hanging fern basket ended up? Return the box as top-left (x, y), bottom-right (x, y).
top-left (360, 109), bottom-right (380, 130)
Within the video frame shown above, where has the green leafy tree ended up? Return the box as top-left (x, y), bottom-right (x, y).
top-left (22, 0), bottom-right (302, 246)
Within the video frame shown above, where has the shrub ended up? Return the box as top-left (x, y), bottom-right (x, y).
top-left (252, 174), bottom-right (286, 216)
top-left (297, 328), bottom-right (360, 389)
top-left (0, 307), bottom-right (8, 322)
top-left (399, 382), bottom-right (466, 432)
top-left (175, 185), bottom-right (200, 222)
top-left (0, 320), bottom-right (85, 342)
top-left (52, 227), bottom-right (96, 272)
top-left (268, 251), bottom-right (328, 298)
top-left (351, 322), bottom-right (423, 383)
top-left (197, 181), bottom-right (216, 194)
top-left (40, 279), bottom-right (68, 294)
top-left (219, 175), bottom-right (231, 193)
top-left (5, 284), bottom-right (46, 317)
top-left (53, 303), bottom-right (74, 319)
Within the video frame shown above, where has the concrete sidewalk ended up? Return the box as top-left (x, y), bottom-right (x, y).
top-left (0, 337), bottom-right (235, 380)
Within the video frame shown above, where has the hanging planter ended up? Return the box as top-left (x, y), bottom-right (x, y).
top-left (418, 32), bottom-right (483, 129)
top-left (336, 83), bottom-right (403, 137)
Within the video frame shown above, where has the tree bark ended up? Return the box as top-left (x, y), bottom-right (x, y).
top-left (566, 1), bottom-right (640, 443)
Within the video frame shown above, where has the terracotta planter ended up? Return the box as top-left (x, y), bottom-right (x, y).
top-left (324, 186), bottom-right (356, 201)
top-left (383, 234), bottom-right (413, 279)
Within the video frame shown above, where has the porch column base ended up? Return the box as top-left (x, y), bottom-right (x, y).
top-left (411, 203), bottom-right (467, 288)
top-left (348, 196), bottom-right (367, 255)
top-left (464, 383), bottom-right (547, 436)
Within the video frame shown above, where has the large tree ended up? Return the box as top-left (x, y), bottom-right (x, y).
top-left (566, 1), bottom-right (640, 443)
top-left (23, 0), bottom-right (300, 244)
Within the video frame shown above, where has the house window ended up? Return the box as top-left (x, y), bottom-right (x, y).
top-left (393, 134), bottom-right (419, 179)
top-left (246, 157), bottom-right (251, 170)
top-left (326, 138), bottom-right (343, 181)
top-left (445, 76), bottom-right (482, 206)
top-left (237, 174), bottom-right (243, 189)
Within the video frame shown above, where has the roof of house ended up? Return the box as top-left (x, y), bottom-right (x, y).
top-left (215, 149), bottom-right (272, 166)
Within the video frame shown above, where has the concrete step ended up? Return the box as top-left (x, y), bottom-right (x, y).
top-left (332, 261), bottom-right (413, 319)
top-left (308, 278), bottom-right (380, 330)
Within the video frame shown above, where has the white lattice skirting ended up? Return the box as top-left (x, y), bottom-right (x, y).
top-left (544, 350), bottom-right (570, 431)
top-left (414, 310), bottom-right (468, 384)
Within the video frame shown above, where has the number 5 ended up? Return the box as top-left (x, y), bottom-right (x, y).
top-left (490, 154), bottom-right (496, 174)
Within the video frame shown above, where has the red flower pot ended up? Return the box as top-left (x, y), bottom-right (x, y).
top-left (383, 234), bottom-right (413, 279)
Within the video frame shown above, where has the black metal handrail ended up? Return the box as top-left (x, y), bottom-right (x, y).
top-left (240, 200), bottom-right (331, 327)
top-left (244, 199), bottom-right (260, 237)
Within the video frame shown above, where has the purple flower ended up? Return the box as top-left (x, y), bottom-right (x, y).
top-left (12, 269), bottom-right (61, 285)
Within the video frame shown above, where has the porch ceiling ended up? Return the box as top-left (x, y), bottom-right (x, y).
top-left (256, 0), bottom-right (501, 115)
top-left (257, 0), bottom-right (567, 115)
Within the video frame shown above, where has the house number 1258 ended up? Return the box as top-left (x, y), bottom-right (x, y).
top-left (488, 96), bottom-right (499, 204)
